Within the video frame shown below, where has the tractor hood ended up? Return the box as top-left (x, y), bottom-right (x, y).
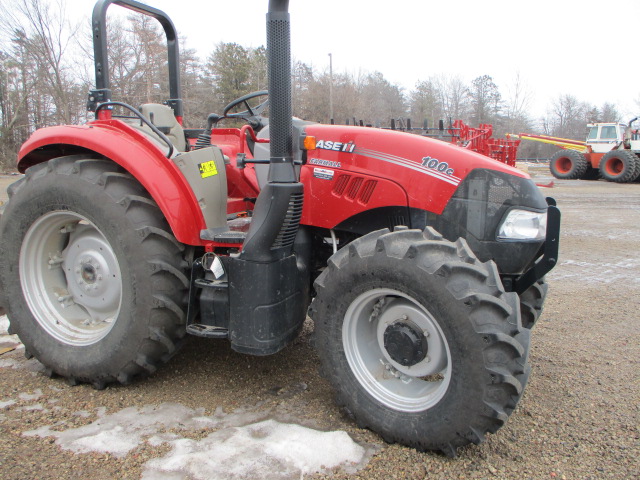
top-left (300, 124), bottom-right (550, 277)
top-left (302, 124), bottom-right (533, 215)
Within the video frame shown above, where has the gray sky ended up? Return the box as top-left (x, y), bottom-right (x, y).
top-left (67, 0), bottom-right (640, 121)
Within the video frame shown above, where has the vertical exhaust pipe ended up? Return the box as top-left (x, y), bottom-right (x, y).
top-left (240, 0), bottom-right (303, 262)
top-left (266, 0), bottom-right (296, 183)
top-left (226, 0), bottom-right (309, 354)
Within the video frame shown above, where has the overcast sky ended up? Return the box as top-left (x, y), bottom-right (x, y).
top-left (66, 0), bottom-right (640, 121)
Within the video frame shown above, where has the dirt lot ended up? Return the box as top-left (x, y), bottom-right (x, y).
top-left (0, 167), bottom-right (638, 480)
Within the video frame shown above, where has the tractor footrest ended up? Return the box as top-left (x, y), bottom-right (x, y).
top-left (186, 324), bottom-right (229, 338)
top-left (200, 229), bottom-right (246, 244)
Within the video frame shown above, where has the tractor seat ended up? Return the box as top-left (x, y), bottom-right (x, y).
top-left (139, 103), bottom-right (187, 153)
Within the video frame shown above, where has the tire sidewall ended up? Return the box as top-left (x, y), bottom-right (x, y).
top-left (315, 255), bottom-right (495, 446)
top-left (0, 167), bottom-right (153, 379)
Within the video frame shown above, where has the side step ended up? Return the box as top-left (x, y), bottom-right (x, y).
top-left (200, 230), bottom-right (246, 244)
top-left (200, 217), bottom-right (251, 243)
top-left (185, 324), bottom-right (228, 338)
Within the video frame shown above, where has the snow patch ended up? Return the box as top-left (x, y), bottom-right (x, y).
top-left (0, 399), bottom-right (16, 409)
top-left (19, 389), bottom-right (43, 401)
top-left (25, 402), bottom-right (373, 478)
top-left (143, 419), bottom-right (367, 480)
top-left (550, 258), bottom-right (640, 284)
top-left (0, 315), bottom-right (9, 335)
top-left (0, 355), bottom-right (43, 372)
top-left (26, 403), bottom-right (214, 457)
top-left (0, 357), bottom-right (20, 369)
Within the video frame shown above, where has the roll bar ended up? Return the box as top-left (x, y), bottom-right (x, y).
top-left (88, 0), bottom-right (182, 117)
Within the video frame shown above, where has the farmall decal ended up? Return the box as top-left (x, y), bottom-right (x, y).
top-left (309, 158), bottom-right (342, 168)
top-left (315, 140), bottom-right (356, 153)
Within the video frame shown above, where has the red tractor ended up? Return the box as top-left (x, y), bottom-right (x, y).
top-left (0, 0), bottom-right (559, 455)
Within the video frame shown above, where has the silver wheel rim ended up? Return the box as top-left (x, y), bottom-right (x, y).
top-left (343, 288), bottom-right (452, 412)
top-left (19, 211), bottom-right (122, 346)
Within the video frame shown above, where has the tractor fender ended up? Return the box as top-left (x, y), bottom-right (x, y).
top-left (17, 121), bottom-right (207, 246)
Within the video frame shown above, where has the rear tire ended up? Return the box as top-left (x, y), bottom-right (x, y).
top-left (599, 150), bottom-right (638, 183)
top-left (311, 228), bottom-right (530, 455)
top-left (549, 150), bottom-right (589, 179)
top-left (0, 156), bottom-right (188, 387)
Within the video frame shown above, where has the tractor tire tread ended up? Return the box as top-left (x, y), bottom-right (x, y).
top-left (311, 227), bottom-right (530, 455)
top-left (549, 150), bottom-right (589, 180)
top-left (0, 156), bottom-right (188, 388)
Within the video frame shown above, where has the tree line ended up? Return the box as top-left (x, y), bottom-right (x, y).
top-left (0, 0), bottom-right (627, 170)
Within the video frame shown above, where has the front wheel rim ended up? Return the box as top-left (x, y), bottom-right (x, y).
top-left (343, 288), bottom-right (452, 412)
top-left (19, 211), bottom-right (122, 346)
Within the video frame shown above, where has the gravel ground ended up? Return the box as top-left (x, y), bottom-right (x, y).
top-left (0, 167), bottom-right (639, 480)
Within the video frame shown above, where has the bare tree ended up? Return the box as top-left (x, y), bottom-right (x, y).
top-left (543, 94), bottom-right (590, 139)
top-left (355, 71), bottom-right (406, 126)
top-left (599, 103), bottom-right (621, 123)
top-left (432, 74), bottom-right (469, 122)
top-left (0, 0), bottom-right (83, 125)
top-left (468, 75), bottom-right (501, 126)
top-left (409, 79), bottom-right (443, 127)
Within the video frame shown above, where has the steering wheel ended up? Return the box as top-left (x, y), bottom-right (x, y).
top-left (223, 90), bottom-right (269, 120)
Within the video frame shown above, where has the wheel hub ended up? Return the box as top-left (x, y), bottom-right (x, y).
top-left (62, 224), bottom-right (121, 322)
top-left (19, 212), bottom-right (122, 346)
top-left (343, 290), bottom-right (452, 412)
top-left (81, 262), bottom-right (98, 284)
top-left (383, 321), bottom-right (428, 367)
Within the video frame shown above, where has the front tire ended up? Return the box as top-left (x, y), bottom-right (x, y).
top-left (519, 279), bottom-right (548, 329)
top-left (549, 150), bottom-right (589, 179)
top-left (311, 228), bottom-right (530, 455)
top-left (0, 156), bottom-right (188, 387)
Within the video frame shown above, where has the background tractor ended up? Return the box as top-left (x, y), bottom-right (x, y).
top-left (0, 0), bottom-right (560, 455)
top-left (510, 118), bottom-right (640, 182)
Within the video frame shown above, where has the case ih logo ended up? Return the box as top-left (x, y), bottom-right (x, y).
top-left (315, 140), bottom-right (356, 153)
top-left (421, 156), bottom-right (455, 176)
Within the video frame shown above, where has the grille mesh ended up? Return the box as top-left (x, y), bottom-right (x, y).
top-left (359, 180), bottom-right (378, 204)
top-left (272, 192), bottom-right (304, 249)
top-left (333, 174), bottom-right (350, 196)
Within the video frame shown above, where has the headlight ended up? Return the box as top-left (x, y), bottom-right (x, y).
top-left (497, 209), bottom-right (547, 241)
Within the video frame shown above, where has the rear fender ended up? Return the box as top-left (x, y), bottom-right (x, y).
top-left (17, 121), bottom-right (206, 246)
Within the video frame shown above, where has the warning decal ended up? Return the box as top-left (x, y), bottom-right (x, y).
top-left (198, 161), bottom-right (218, 178)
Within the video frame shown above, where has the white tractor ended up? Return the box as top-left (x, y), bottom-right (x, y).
top-left (511, 117), bottom-right (640, 182)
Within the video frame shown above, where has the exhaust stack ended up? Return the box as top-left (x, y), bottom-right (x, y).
top-left (240, 0), bottom-right (303, 262)
top-left (266, 0), bottom-right (296, 183)
top-left (227, 0), bottom-right (308, 356)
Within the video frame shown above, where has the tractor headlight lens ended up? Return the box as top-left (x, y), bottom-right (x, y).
top-left (497, 209), bottom-right (547, 241)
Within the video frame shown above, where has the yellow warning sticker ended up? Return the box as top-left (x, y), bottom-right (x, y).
top-left (198, 160), bottom-right (218, 178)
